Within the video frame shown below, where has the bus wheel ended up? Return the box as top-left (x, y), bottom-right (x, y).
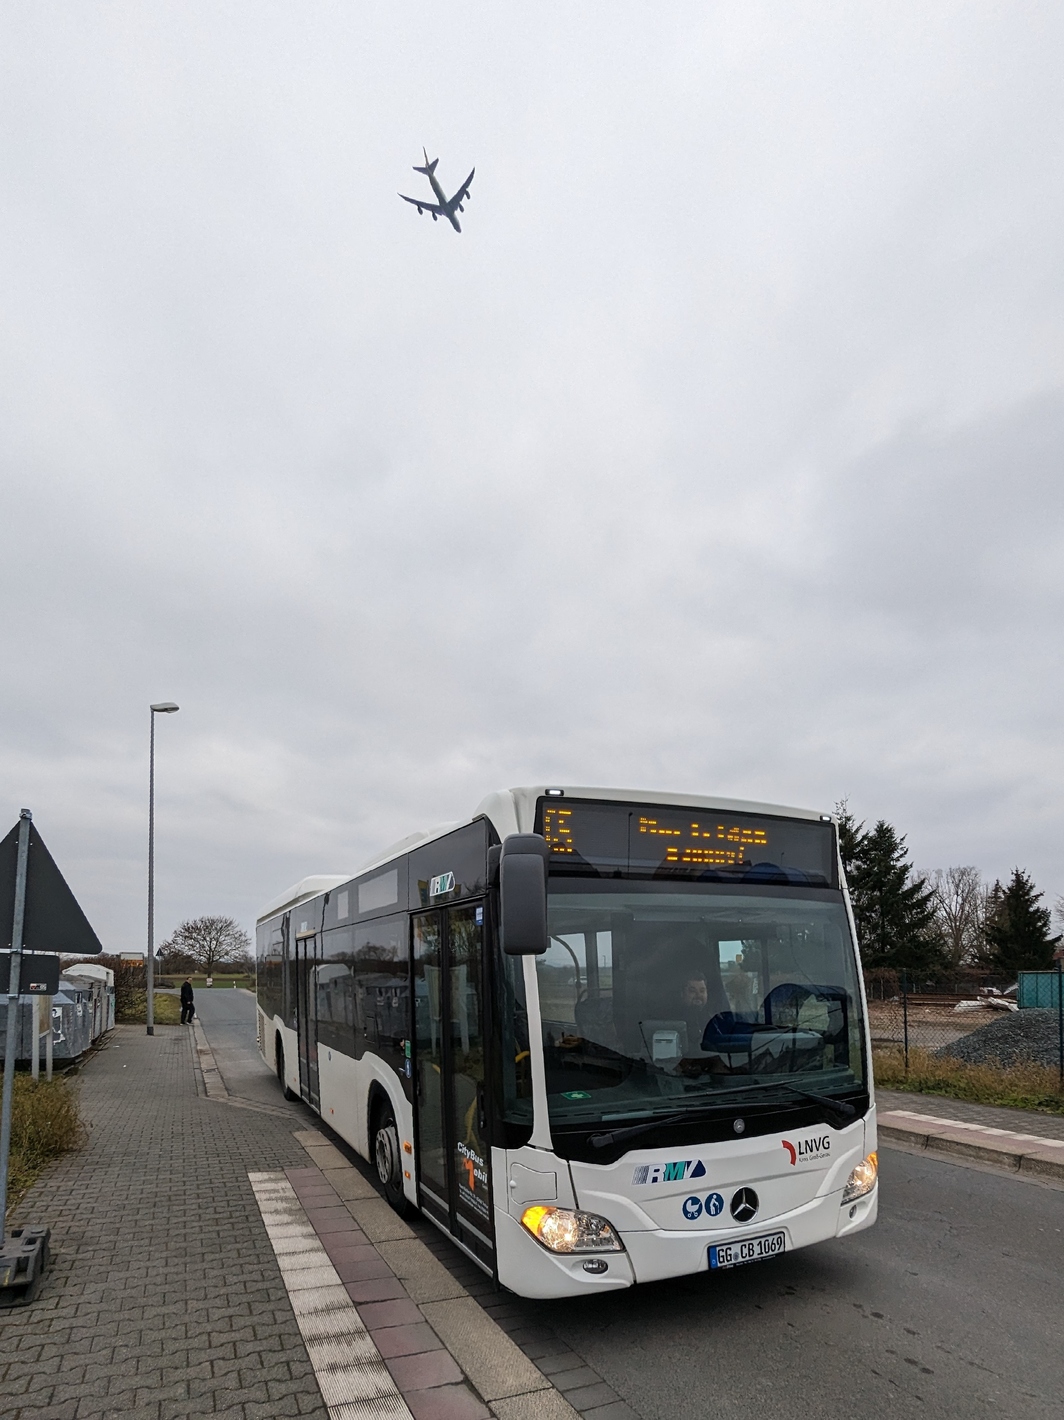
top-left (276, 1039), bottom-right (298, 1102)
top-left (374, 1103), bottom-right (413, 1216)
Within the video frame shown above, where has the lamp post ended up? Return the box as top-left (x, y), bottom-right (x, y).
top-left (147, 702), bottom-right (179, 1035)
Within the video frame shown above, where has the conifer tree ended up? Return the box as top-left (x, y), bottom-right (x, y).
top-left (982, 869), bottom-right (1060, 974)
top-left (834, 802), bottom-right (941, 973)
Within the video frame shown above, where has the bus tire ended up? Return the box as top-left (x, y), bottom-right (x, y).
top-left (276, 1037), bottom-right (298, 1102)
top-left (373, 1100), bottom-right (414, 1217)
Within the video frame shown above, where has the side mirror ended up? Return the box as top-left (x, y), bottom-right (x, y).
top-left (500, 833), bottom-right (549, 955)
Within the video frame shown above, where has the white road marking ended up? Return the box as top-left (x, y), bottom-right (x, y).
top-left (249, 1170), bottom-right (414, 1420)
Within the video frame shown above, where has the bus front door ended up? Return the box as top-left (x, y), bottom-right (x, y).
top-left (413, 902), bottom-right (492, 1261)
top-left (295, 930), bottom-right (320, 1109)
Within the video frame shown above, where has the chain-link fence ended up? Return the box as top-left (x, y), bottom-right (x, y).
top-left (865, 967), bottom-right (1064, 1082)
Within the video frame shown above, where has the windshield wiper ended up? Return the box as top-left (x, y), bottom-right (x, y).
top-left (711, 1080), bottom-right (857, 1128)
top-left (586, 1083), bottom-right (856, 1149)
top-left (576, 1079), bottom-right (784, 1147)
top-left (588, 1113), bottom-right (687, 1149)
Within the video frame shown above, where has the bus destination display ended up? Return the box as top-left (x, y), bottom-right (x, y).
top-left (539, 801), bottom-right (835, 885)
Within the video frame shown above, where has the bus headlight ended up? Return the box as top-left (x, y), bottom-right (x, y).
top-left (842, 1152), bottom-right (878, 1203)
top-left (521, 1206), bottom-right (624, 1253)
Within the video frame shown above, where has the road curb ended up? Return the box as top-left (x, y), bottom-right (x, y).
top-left (879, 1108), bottom-right (1064, 1181)
top-left (190, 1017), bottom-right (229, 1099)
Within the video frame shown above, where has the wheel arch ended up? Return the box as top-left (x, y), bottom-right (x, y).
top-left (366, 1078), bottom-right (417, 1214)
top-left (366, 1079), bottom-right (398, 1139)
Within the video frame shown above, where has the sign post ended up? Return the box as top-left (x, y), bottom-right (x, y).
top-left (0, 808), bottom-right (103, 1303)
top-left (0, 809), bottom-right (32, 1236)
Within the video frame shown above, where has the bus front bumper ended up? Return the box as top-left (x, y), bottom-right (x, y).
top-left (494, 1184), bottom-right (877, 1299)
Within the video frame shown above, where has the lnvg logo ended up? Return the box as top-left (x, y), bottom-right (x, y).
top-left (782, 1136), bottom-right (831, 1165)
top-left (632, 1159), bottom-right (706, 1185)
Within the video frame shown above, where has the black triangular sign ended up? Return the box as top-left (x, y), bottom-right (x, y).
top-left (0, 819), bottom-right (104, 956)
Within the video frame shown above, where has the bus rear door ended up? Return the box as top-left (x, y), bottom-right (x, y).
top-left (294, 928), bottom-right (320, 1109)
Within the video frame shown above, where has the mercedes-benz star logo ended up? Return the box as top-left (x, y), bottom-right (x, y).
top-left (730, 1187), bottom-right (759, 1222)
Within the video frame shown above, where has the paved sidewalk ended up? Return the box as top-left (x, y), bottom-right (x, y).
top-left (876, 1088), bottom-right (1064, 1140)
top-left (1, 1023), bottom-right (326, 1420)
top-left (0, 1021), bottom-right (619, 1420)
top-left (875, 1090), bottom-right (1062, 1181)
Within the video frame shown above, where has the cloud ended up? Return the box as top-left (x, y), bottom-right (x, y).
top-left (2, 2), bottom-right (1063, 946)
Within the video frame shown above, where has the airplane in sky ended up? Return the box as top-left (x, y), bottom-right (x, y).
top-left (399, 149), bottom-right (475, 233)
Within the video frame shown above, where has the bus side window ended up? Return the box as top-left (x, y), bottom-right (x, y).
top-left (353, 915), bottom-right (412, 1096)
top-left (318, 926), bottom-right (354, 1055)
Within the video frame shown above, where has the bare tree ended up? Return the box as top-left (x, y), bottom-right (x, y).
top-left (159, 916), bottom-right (252, 977)
top-left (924, 866), bottom-right (988, 969)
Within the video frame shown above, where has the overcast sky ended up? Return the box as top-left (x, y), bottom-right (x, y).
top-left (2, 3), bottom-right (1063, 953)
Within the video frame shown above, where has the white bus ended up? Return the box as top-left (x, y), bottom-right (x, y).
top-left (255, 786), bottom-right (877, 1298)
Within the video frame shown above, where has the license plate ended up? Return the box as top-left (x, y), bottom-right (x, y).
top-left (709, 1231), bottom-right (786, 1269)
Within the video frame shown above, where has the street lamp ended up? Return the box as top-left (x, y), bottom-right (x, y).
top-left (147, 702), bottom-right (179, 1036)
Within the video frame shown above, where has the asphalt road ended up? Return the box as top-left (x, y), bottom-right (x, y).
top-left (191, 985), bottom-right (287, 1109)
top-left (195, 990), bottom-right (1064, 1420)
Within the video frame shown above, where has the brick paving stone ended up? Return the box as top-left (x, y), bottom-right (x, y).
top-left (561, 1385), bottom-right (622, 1411)
top-left (319, 1233), bottom-right (372, 1261)
top-left (320, 1224), bottom-right (369, 1247)
top-left (357, 1297), bottom-right (424, 1328)
top-left (288, 1187), bottom-right (338, 1204)
top-left (533, 1352), bottom-right (587, 1376)
top-left (323, 1241), bottom-right (382, 1268)
top-left (303, 1206), bottom-right (357, 1231)
top-left (369, 1321), bottom-right (446, 1359)
top-left (404, 1384), bottom-right (491, 1420)
top-left (501, 1331), bottom-right (558, 1353)
top-left (331, 1251), bottom-right (396, 1283)
top-left (550, 1368), bottom-right (602, 1392)
top-left (344, 1276), bottom-right (408, 1304)
top-left (582, 1403), bottom-right (642, 1420)
top-left (0, 1026), bottom-right (327, 1420)
top-left (385, 1348), bottom-right (465, 1391)
top-left (267, 1375), bottom-right (327, 1402)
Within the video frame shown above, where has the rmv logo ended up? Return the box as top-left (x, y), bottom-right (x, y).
top-left (782, 1136), bottom-right (831, 1165)
top-left (632, 1159), bottom-right (706, 1185)
top-left (429, 872), bottom-right (456, 897)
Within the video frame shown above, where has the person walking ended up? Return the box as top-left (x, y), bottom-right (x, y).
top-left (180, 977), bottom-right (195, 1024)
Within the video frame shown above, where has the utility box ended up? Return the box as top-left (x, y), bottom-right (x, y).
top-left (62, 964), bottom-right (116, 1037)
top-left (0, 967), bottom-right (115, 1062)
top-left (1017, 971), bottom-right (1064, 1008)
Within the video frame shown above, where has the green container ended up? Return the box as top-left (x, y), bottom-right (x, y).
top-left (1017, 971), bottom-right (1064, 1008)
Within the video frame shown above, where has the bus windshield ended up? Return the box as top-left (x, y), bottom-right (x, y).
top-left (534, 883), bottom-right (865, 1128)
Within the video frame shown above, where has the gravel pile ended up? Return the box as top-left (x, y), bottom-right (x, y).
top-left (936, 1008), bottom-right (1063, 1069)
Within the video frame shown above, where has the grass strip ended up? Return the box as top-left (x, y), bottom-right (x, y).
top-left (3, 1074), bottom-right (86, 1218)
top-left (874, 1046), bottom-right (1064, 1116)
top-left (115, 991), bottom-right (183, 1025)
